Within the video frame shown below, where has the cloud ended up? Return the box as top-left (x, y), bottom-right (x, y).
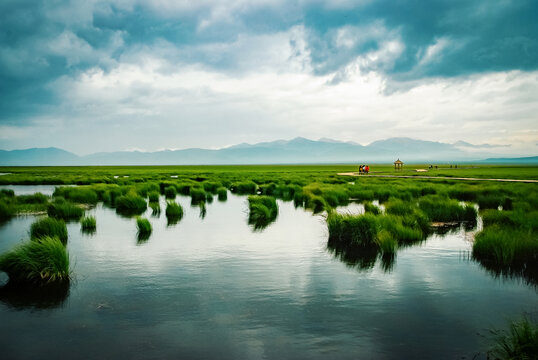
top-left (0, 0), bottom-right (537, 154)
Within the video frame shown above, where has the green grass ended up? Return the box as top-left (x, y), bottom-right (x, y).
top-left (217, 187), bottom-right (227, 201)
top-left (202, 181), bottom-right (222, 194)
top-left (136, 217), bottom-right (152, 236)
top-left (165, 201), bottom-right (183, 224)
top-left (80, 216), bottom-right (96, 232)
top-left (327, 212), bottom-right (378, 246)
top-left (47, 199), bottom-right (84, 221)
top-left (364, 202), bottom-right (381, 215)
top-left (0, 199), bottom-right (14, 221)
top-left (473, 225), bottom-right (537, 269)
top-left (115, 194), bottom-right (147, 216)
top-left (16, 193), bottom-right (49, 204)
top-left (53, 186), bottom-right (98, 204)
top-left (231, 181), bottom-right (257, 195)
top-left (190, 187), bottom-right (207, 204)
top-left (30, 217), bottom-right (68, 244)
top-left (0, 236), bottom-right (70, 284)
top-left (489, 317), bottom-right (538, 359)
top-left (418, 195), bottom-right (477, 223)
top-left (376, 229), bottom-right (398, 256)
top-left (248, 196), bottom-right (278, 229)
top-left (164, 186), bottom-right (177, 199)
top-left (149, 202), bottom-right (161, 216)
top-left (0, 164), bottom-right (536, 282)
top-left (148, 191), bottom-right (160, 202)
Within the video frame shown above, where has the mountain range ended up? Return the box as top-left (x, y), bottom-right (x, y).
top-left (0, 137), bottom-right (536, 166)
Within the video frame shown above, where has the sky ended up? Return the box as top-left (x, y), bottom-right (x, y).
top-left (1, 0), bottom-right (537, 156)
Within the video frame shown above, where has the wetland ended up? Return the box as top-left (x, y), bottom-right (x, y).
top-left (0, 165), bottom-right (536, 359)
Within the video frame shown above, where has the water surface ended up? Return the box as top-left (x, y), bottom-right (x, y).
top-left (0, 193), bottom-right (536, 359)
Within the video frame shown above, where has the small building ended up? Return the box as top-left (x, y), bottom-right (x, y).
top-left (394, 159), bottom-right (403, 170)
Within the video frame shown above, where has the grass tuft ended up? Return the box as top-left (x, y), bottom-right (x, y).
top-left (30, 217), bottom-right (68, 244)
top-left (217, 187), bottom-right (228, 201)
top-left (190, 187), bottom-right (207, 204)
top-left (248, 196), bottom-right (278, 229)
top-left (47, 199), bottom-right (84, 221)
top-left (115, 194), bottom-right (147, 216)
top-left (0, 236), bottom-right (70, 284)
top-left (80, 216), bottom-right (96, 232)
top-left (136, 217), bottom-right (152, 239)
top-left (166, 201), bottom-right (183, 224)
top-left (148, 191), bottom-right (160, 202)
top-left (489, 317), bottom-right (538, 359)
top-left (164, 186), bottom-right (177, 199)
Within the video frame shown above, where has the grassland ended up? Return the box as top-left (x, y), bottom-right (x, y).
top-left (0, 164), bottom-right (536, 283)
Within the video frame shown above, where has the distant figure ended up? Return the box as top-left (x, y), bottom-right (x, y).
top-left (429, 165), bottom-right (433, 169)
top-left (365, 165), bottom-right (369, 174)
top-left (358, 165), bottom-right (363, 175)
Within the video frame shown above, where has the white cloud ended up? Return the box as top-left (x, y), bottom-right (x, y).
top-left (41, 42), bottom-right (538, 156)
top-left (418, 37), bottom-right (451, 66)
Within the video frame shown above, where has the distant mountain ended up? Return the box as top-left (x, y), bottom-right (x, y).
top-left (0, 147), bottom-right (80, 166)
top-left (479, 156), bottom-right (538, 164)
top-left (454, 140), bottom-right (511, 149)
top-left (0, 138), bottom-right (534, 165)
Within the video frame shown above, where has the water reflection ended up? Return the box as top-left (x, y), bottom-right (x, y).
top-left (81, 227), bottom-right (96, 236)
top-left (0, 191), bottom-right (536, 359)
top-left (473, 257), bottom-right (538, 287)
top-left (327, 241), bottom-right (395, 272)
top-left (0, 280), bottom-right (70, 310)
top-left (137, 232), bottom-right (151, 245)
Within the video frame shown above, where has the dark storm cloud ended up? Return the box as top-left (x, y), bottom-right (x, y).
top-left (1, 0), bottom-right (537, 123)
top-left (303, 0), bottom-right (538, 79)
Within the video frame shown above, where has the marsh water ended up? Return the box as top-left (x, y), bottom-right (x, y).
top-left (0, 187), bottom-right (536, 359)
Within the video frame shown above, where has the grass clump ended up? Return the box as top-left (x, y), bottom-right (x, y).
top-left (327, 212), bottom-right (378, 246)
top-left (202, 181), bottom-right (222, 194)
top-left (305, 195), bottom-right (327, 213)
top-left (165, 201), bottom-right (183, 224)
top-left (385, 199), bottom-right (415, 216)
top-left (164, 186), bottom-right (177, 199)
top-left (364, 202), bottom-right (381, 215)
top-left (217, 187), bottom-right (227, 201)
top-left (248, 196), bottom-right (278, 229)
top-left (136, 217), bottom-right (152, 239)
top-left (16, 193), bottom-right (49, 204)
top-left (47, 199), bottom-right (84, 221)
top-left (30, 217), bottom-right (68, 244)
top-left (376, 229), bottom-right (398, 256)
top-left (115, 194), bottom-right (147, 216)
top-left (53, 187), bottom-right (98, 204)
top-left (80, 216), bottom-right (96, 232)
top-left (418, 196), bottom-right (477, 223)
top-left (0, 236), bottom-right (70, 284)
top-left (473, 225), bottom-right (537, 271)
top-left (231, 181), bottom-right (257, 195)
top-left (149, 202), bottom-right (161, 216)
top-left (176, 183), bottom-right (193, 195)
top-left (489, 317), bottom-right (538, 359)
top-left (148, 191), bottom-right (160, 202)
top-left (0, 199), bottom-right (14, 221)
top-left (190, 187), bottom-right (207, 204)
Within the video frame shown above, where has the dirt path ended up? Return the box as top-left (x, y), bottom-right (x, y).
top-left (337, 173), bottom-right (538, 183)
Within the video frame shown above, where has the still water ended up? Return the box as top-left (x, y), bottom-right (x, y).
top-left (0, 190), bottom-right (536, 359)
